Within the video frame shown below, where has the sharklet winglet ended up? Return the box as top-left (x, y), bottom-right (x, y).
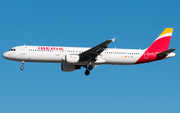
top-left (111, 38), bottom-right (115, 42)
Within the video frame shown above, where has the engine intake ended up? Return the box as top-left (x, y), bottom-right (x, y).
top-left (63, 55), bottom-right (80, 63)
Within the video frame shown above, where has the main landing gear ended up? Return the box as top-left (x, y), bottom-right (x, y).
top-left (20, 61), bottom-right (24, 70)
top-left (85, 70), bottom-right (90, 75)
top-left (84, 65), bottom-right (94, 76)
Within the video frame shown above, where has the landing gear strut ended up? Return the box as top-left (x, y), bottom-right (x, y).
top-left (20, 61), bottom-right (24, 70)
top-left (88, 65), bottom-right (94, 70)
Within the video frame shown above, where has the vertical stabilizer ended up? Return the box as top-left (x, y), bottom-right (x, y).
top-left (135, 28), bottom-right (174, 64)
top-left (147, 28), bottom-right (173, 53)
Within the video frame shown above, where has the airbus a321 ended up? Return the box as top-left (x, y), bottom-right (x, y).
top-left (3, 28), bottom-right (176, 75)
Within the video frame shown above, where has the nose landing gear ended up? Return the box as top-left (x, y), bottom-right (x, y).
top-left (20, 61), bottom-right (24, 70)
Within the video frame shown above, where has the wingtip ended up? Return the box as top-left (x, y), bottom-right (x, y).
top-left (111, 38), bottom-right (116, 42)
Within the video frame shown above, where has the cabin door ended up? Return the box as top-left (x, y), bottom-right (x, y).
top-left (55, 50), bottom-right (60, 56)
top-left (20, 46), bottom-right (25, 55)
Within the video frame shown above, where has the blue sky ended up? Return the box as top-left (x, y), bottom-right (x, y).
top-left (0, 0), bottom-right (179, 113)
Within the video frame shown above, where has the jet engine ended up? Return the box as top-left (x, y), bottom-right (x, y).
top-left (61, 63), bottom-right (81, 72)
top-left (62, 55), bottom-right (80, 63)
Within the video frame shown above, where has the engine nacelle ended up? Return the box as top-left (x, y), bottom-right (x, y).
top-left (65, 55), bottom-right (80, 63)
top-left (61, 63), bottom-right (81, 72)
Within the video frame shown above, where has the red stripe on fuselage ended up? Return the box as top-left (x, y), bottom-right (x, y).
top-left (135, 51), bottom-right (157, 64)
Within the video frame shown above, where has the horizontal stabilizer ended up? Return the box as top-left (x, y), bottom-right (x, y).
top-left (157, 48), bottom-right (176, 55)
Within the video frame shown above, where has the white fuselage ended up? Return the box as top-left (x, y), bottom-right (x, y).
top-left (2, 28), bottom-right (176, 75)
top-left (3, 45), bottom-right (145, 65)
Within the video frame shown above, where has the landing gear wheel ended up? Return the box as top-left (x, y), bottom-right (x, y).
top-left (85, 70), bottom-right (90, 76)
top-left (20, 67), bottom-right (24, 70)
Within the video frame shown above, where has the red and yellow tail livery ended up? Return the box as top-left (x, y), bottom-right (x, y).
top-left (136, 28), bottom-right (175, 64)
top-left (148, 28), bottom-right (173, 53)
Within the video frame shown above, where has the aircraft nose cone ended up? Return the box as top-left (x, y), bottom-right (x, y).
top-left (3, 52), bottom-right (8, 59)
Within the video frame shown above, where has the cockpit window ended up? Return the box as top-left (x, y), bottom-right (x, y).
top-left (9, 49), bottom-right (16, 51)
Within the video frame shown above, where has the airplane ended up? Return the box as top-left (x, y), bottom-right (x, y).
top-left (3, 28), bottom-right (176, 75)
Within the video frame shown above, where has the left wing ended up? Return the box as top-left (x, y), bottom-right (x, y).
top-left (79, 38), bottom-right (115, 61)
